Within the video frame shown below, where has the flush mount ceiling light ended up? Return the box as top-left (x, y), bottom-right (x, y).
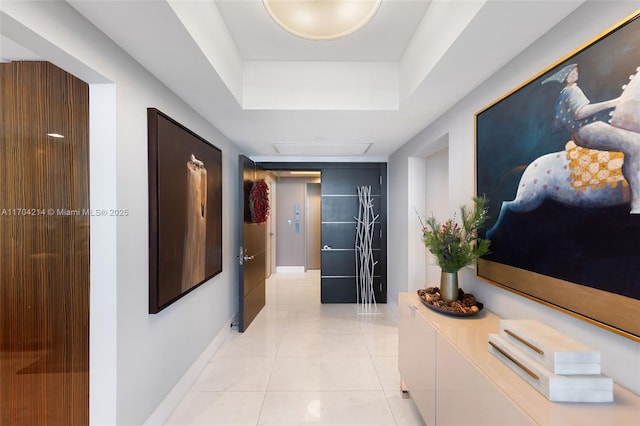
top-left (263, 0), bottom-right (382, 40)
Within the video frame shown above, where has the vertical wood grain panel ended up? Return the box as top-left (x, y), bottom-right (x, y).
top-left (0, 61), bottom-right (89, 425)
top-left (306, 183), bottom-right (321, 270)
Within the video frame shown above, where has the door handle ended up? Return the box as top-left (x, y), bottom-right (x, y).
top-left (243, 255), bottom-right (255, 261)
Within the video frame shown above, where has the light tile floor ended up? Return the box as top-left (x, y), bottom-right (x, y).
top-left (165, 271), bottom-right (425, 426)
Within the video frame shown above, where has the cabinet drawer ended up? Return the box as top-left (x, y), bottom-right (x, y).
top-left (437, 333), bottom-right (534, 425)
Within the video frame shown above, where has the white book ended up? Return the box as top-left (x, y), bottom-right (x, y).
top-left (488, 333), bottom-right (613, 403)
top-left (499, 319), bottom-right (601, 375)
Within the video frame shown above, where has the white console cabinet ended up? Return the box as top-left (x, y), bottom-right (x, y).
top-left (398, 292), bottom-right (640, 425)
top-left (398, 295), bottom-right (437, 424)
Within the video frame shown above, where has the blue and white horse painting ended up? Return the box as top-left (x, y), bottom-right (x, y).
top-left (487, 67), bottom-right (640, 238)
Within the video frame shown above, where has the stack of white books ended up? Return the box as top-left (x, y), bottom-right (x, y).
top-left (488, 319), bottom-right (613, 402)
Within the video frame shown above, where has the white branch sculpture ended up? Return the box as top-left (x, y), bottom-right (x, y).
top-left (355, 186), bottom-right (379, 311)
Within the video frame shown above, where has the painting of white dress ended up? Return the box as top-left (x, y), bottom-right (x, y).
top-left (148, 109), bottom-right (222, 314)
top-left (182, 154), bottom-right (207, 291)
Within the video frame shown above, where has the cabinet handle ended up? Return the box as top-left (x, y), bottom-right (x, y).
top-left (408, 304), bottom-right (417, 311)
top-left (504, 329), bottom-right (544, 355)
top-left (489, 341), bottom-right (540, 381)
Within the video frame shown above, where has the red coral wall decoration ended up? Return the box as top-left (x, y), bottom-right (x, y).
top-left (249, 179), bottom-right (270, 223)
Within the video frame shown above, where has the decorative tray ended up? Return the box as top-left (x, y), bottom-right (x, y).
top-left (417, 288), bottom-right (484, 317)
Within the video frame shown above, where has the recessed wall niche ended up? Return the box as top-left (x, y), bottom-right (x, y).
top-left (407, 139), bottom-right (449, 294)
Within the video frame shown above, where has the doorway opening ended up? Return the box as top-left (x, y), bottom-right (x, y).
top-left (253, 161), bottom-right (386, 305)
top-left (268, 171), bottom-right (322, 277)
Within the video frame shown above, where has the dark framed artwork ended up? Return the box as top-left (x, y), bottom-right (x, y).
top-left (475, 11), bottom-right (640, 341)
top-left (148, 108), bottom-right (222, 314)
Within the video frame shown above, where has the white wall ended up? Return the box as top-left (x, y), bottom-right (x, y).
top-left (407, 156), bottom-right (427, 294)
top-left (389, 1), bottom-right (640, 395)
top-left (424, 146), bottom-right (449, 289)
top-left (0, 2), bottom-right (243, 424)
top-left (276, 178), bottom-right (308, 268)
top-left (274, 176), bottom-right (321, 269)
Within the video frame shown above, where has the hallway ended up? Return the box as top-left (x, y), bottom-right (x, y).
top-left (165, 271), bottom-right (424, 425)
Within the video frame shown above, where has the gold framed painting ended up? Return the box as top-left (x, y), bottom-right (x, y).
top-left (475, 11), bottom-right (640, 341)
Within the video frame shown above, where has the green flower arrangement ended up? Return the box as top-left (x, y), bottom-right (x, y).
top-left (418, 196), bottom-right (491, 273)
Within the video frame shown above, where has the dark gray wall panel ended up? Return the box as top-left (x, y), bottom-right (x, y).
top-left (321, 195), bottom-right (382, 222)
top-left (321, 223), bottom-right (381, 250)
top-left (321, 277), bottom-right (358, 303)
top-left (321, 277), bottom-right (385, 303)
top-left (321, 250), bottom-right (382, 277)
top-left (321, 168), bottom-right (382, 195)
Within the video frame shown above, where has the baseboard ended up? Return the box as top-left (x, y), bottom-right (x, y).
top-left (276, 266), bottom-right (305, 273)
top-left (142, 315), bottom-right (236, 425)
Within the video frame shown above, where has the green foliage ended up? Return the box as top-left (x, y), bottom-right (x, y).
top-left (419, 196), bottom-right (491, 273)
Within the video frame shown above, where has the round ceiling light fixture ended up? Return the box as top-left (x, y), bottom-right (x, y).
top-left (263, 0), bottom-right (382, 41)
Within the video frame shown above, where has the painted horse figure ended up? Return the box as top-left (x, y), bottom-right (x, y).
top-left (487, 66), bottom-right (640, 238)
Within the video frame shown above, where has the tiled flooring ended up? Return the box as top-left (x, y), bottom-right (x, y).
top-left (165, 271), bottom-right (425, 426)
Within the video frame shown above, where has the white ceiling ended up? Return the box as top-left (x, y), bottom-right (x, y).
top-left (3, 0), bottom-right (586, 159)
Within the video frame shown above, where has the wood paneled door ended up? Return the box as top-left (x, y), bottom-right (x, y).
top-left (238, 155), bottom-right (267, 331)
top-left (0, 61), bottom-right (89, 424)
